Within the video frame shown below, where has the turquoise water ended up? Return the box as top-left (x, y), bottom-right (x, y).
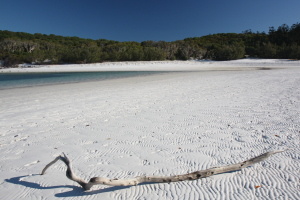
top-left (0, 71), bottom-right (166, 90)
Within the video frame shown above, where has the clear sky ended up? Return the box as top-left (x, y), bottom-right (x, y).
top-left (1, 0), bottom-right (299, 42)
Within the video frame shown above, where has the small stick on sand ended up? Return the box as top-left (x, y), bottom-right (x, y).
top-left (41, 149), bottom-right (289, 190)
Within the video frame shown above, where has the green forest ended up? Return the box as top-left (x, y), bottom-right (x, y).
top-left (0, 23), bottom-right (299, 67)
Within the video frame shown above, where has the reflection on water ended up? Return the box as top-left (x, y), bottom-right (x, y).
top-left (0, 71), bottom-right (166, 90)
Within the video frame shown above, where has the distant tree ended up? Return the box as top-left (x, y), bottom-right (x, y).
top-left (256, 42), bottom-right (278, 58)
top-left (242, 29), bottom-right (253, 34)
top-left (214, 45), bottom-right (245, 60)
top-left (1, 22), bottom-right (300, 64)
top-left (175, 41), bottom-right (206, 60)
top-left (1, 53), bottom-right (22, 67)
top-left (141, 40), bottom-right (157, 47)
top-left (289, 23), bottom-right (300, 45)
top-left (143, 47), bottom-right (166, 61)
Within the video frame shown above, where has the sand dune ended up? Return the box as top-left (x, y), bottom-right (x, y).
top-left (0, 59), bottom-right (299, 199)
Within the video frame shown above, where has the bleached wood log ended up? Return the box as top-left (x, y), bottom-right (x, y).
top-left (41, 149), bottom-right (288, 190)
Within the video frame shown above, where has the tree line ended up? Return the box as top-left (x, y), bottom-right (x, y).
top-left (0, 22), bottom-right (299, 67)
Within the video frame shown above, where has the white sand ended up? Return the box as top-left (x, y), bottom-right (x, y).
top-left (0, 59), bottom-right (299, 199)
top-left (1, 58), bottom-right (300, 73)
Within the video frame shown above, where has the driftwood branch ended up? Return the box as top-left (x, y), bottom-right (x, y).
top-left (41, 149), bottom-right (288, 190)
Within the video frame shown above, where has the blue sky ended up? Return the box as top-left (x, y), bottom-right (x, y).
top-left (1, 0), bottom-right (299, 42)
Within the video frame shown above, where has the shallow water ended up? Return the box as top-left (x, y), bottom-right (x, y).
top-left (0, 71), bottom-right (166, 89)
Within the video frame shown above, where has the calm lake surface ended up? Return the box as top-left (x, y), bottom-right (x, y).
top-left (0, 71), bottom-right (167, 90)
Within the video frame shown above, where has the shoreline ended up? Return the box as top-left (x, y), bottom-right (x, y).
top-left (0, 71), bottom-right (177, 90)
top-left (1, 58), bottom-right (300, 73)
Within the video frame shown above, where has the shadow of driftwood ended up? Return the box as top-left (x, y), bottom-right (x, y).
top-left (62, 182), bottom-right (158, 197)
top-left (7, 171), bottom-right (244, 197)
top-left (55, 185), bottom-right (132, 197)
top-left (5, 174), bottom-right (74, 190)
top-left (5, 175), bottom-right (144, 197)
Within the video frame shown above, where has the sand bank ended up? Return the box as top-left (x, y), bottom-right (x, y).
top-left (1, 58), bottom-right (300, 73)
top-left (0, 60), bottom-right (299, 199)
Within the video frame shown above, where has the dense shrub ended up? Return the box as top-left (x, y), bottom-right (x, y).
top-left (0, 22), bottom-right (299, 65)
top-left (214, 45), bottom-right (245, 61)
top-left (3, 54), bottom-right (22, 67)
top-left (256, 42), bottom-right (278, 58)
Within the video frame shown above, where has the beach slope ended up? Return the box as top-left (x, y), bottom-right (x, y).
top-left (0, 59), bottom-right (299, 199)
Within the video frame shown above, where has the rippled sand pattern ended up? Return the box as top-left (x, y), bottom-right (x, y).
top-left (0, 63), bottom-right (299, 199)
